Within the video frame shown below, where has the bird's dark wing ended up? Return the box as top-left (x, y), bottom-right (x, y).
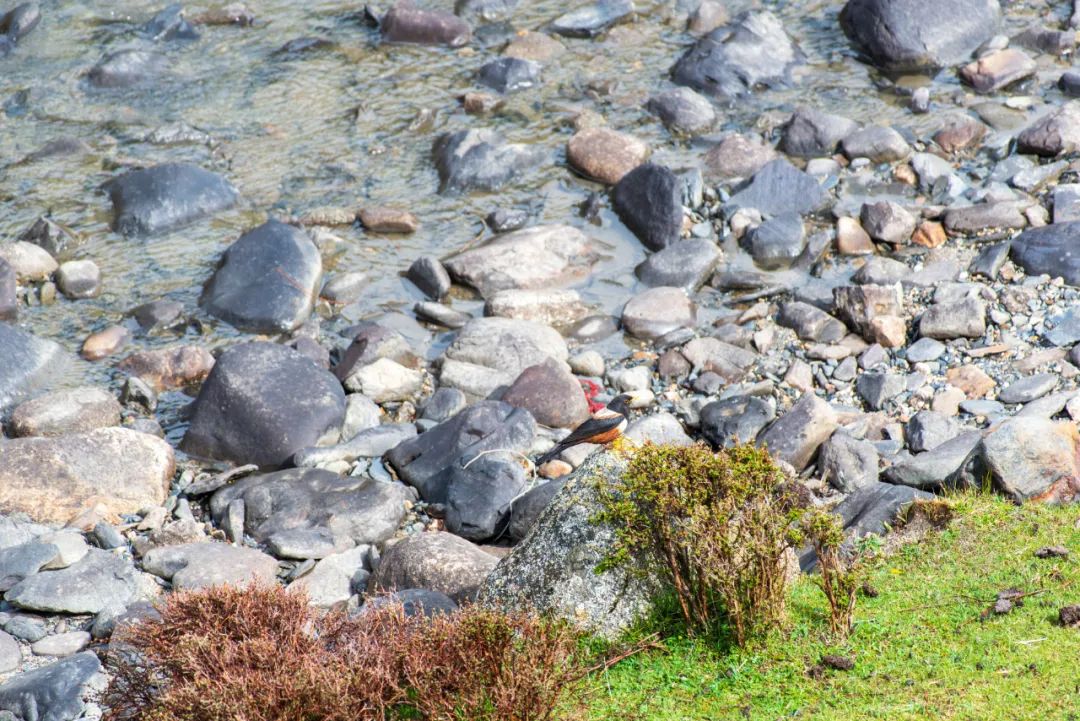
top-left (555, 414), bottom-right (625, 448)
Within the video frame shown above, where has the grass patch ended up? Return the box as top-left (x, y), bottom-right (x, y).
top-left (582, 493), bottom-right (1080, 721)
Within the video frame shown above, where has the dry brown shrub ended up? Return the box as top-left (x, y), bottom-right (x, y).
top-left (105, 583), bottom-right (586, 721)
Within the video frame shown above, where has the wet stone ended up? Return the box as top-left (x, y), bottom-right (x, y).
top-left (117, 345), bottom-right (215, 391)
top-left (143, 541), bottom-right (279, 590)
top-left (106, 162), bottom-right (238, 237)
top-left (646, 87), bottom-right (716, 135)
top-left (841, 126), bottom-right (911, 163)
top-left (551, 0), bottom-right (633, 37)
top-left (906, 337), bottom-right (945, 363)
top-left (702, 134), bottom-right (778, 180)
top-left (477, 57), bottom-right (541, 93)
top-left (381, 2), bottom-right (472, 47)
top-left (636, 239), bottom-right (721, 291)
top-left (0, 260), bottom-right (15, 322)
top-left (723, 159), bottom-right (828, 218)
top-left (745, 213), bottom-right (805, 270)
top-left (998, 373), bottom-right (1057, 404)
top-left (1060, 71), bottom-right (1080, 97)
top-left (358, 207), bottom-right (419, 233)
top-left (1010, 222), bottom-right (1080, 285)
top-left (567, 127), bottom-right (648, 185)
top-left (9, 386), bottom-right (121, 437)
top-left (88, 49), bottom-right (169, 87)
top-left (131, 299), bottom-right (184, 333)
top-left (6, 548), bottom-right (139, 614)
top-left (433, 128), bottom-right (544, 193)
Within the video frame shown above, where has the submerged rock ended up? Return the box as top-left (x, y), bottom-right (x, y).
top-left (87, 49), bottom-right (170, 88)
top-left (551, 0), bottom-right (633, 37)
top-left (0, 323), bottom-right (67, 410)
top-left (106, 162), bottom-right (238, 236)
top-left (433, 128), bottom-right (544, 193)
top-left (381, 2), bottom-right (472, 46)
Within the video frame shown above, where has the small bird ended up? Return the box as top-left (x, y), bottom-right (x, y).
top-left (535, 393), bottom-right (633, 466)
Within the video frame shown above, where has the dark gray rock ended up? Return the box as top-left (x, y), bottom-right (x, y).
top-left (906, 410), bottom-right (961, 453)
top-left (386, 401), bottom-right (536, 503)
top-left (105, 162), bottom-right (238, 236)
top-left (969, 241), bottom-right (1011, 279)
top-left (746, 213), bottom-right (805, 270)
top-left (671, 11), bottom-right (803, 100)
top-left (635, 239), bottom-right (720, 290)
top-left (181, 342), bottom-right (345, 468)
top-left (6, 548), bottom-right (138, 614)
top-left (551, 0), bottom-right (633, 37)
top-left (0, 542), bottom-right (57, 592)
top-left (19, 218), bottom-right (80, 260)
top-left (369, 531), bottom-right (497, 603)
top-left (507, 478), bottom-right (566, 542)
top-left (1011, 222), bottom-right (1080, 286)
top-left (0, 260), bottom-right (14, 321)
top-left (777, 301), bottom-right (847, 343)
top-left (1, 3), bottom-right (41, 44)
top-left (860, 201), bottom-right (916, 244)
top-left (819, 430), bottom-right (879, 492)
top-left (477, 57), bottom-right (541, 93)
top-left (621, 286), bottom-right (696, 341)
top-left (700, 395), bottom-right (775, 448)
top-left (1060, 71), bottom-right (1080, 97)
top-left (87, 49), bottom-right (169, 88)
top-left (612, 163), bottom-right (683, 252)
top-left (5, 616), bottom-right (44, 643)
top-left (758, 392), bottom-right (838, 471)
top-left (143, 3), bottom-right (199, 41)
top-left (646, 87), bottom-right (716, 135)
top-left (131, 299), bottom-right (185, 333)
top-left (433, 129), bottom-right (544, 193)
top-left (381, 2), bottom-right (471, 46)
top-left (998, 373), bottom-right (1057, 404)
top-left (0, 651), bottom-right (100, 721)
top-left (445, 452), bottom-right (526, 541)
top-left (210, 467), bottom-right (410, 550)
top-left (407, 256), bottom-right (452, 300)
top-left (0, 323), bottom-right (67, 411)
top-left (723, 159), bottom-right (829, 218)
top-left (363, 588), bottom-right (459, 617)
top-left (839, 0), bottom-right (1001, 72)
top-left (480, 452), bottom-right (662, 638)
top-left (201, 220), bottom-right (321, 334)
top-left (781, 107), bottom-right (859, 157)
top-left (883, 431), bottom-right (981, 489)
top-left (856, 371), bottom-right (906, 410)
top-left (422, 388), bottom-right (468, 422)
top-left (919, 297), bottom-right (986, 339)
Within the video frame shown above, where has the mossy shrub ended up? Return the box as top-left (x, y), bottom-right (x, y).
top-left (596, 443), bottom-right (806, 646)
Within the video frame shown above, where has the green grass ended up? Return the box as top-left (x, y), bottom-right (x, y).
top-left (582, 493), bottom-right (1080, 721)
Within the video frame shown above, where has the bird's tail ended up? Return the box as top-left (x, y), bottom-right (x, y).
top-left (535, 444), bottom-right (564, 467)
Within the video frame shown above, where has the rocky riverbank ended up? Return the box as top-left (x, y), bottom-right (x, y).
top-left (2, 0), bottom-right (1080, 717)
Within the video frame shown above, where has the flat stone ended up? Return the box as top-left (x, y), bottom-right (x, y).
top-left (31, 632), bottom-right (90, 658)
top-left (724, 159), bottom-right (828, 218)
top-left (947, 364), bottom-right (995, 398)
top-left (998, 373), bottom-right (1057, 404)
top-left (6, 549), bottom-right (139, 614)
top-left (0, 652), bottom-right (100, 721)
top-left (117, 345), bottom-right (215, 391)
top-left (746, 213), bottom-right (805, 270)
top-left (621, 286), bottom-right (696, 341)
top-left (486, 288), bottom-right (589, 326)
top-left (407, 256), bottom-right (451, 300)
top-left (381, 3), bottom-right (471, 46)
top-left (782, 107), bottom-right (859, 157)
top-left (551, 0), bottom-right (632, 37)
top-left (944, 202), bottom-right (1027, 235)
top-left (503, 30), bottom-right (564, 61)
top-left (758, 392), bottom-right (838, 471)
top-left (444, 224), bottom-right (597, 298)
top-left (566, 127), bottom-right (648, 185)
top-left (919, 298), bottom-right (986, 339)
top-left (636, 239), bottom-right (721, 291)
top-left (969, 241), bottom-right (1011, 279)
top-left (702, 134), bottom-right (778, 180)
top-left (0, 543), bottom-right (59, 593)
top-left (210, 467), bottom-right (410, 550)
top-left (433, 128), bottom-right (544, 193)
top-left (477, 57), bottom-right (541, 94)
top-left (369, 531), bottom-right (498, 603)
top-left (142, 542), bottom-right (279, 589)
top-left (700, 395), bottom-right (775, 448)
top-left (182, 342), bottom-right (345, 468)
top-left (777, 301), bottom-right (847, 343)
top-left (1011, 222), bottom-right (1080, 285)
top-left (856, 371), bottom-right (906, 410)
top-left (960, 48), bottom-right (1036, 92)
top-left (883, 431), bottom-right (981, 490)
top-left (9, 387), bottom-right (120, 438)
top-left (105, 162), bottom-right (238, 236)
top-left (0, 428), bottom-right (173, 525)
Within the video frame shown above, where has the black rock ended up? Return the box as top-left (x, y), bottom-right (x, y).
top-left (700, 395), bottom-right (776, 448)
top-left (1010, 222), bottom-right (1080, 286)
top-left (0, 651), bottom-right (100, 721)
top-left (723, 159), bottom-right (829, 218)
top-left (385, 401), bottom-right (536, 503)
top-left (87, 49), bottom-right (170, 88)
top-left (181, 342), bottom-right (346, 468)
top-left (781, 107), bottom-right (859, 158)
top-left (0, 323), bottom-right (67, 410)
top-left (19, 217), bottom-right (80, 258)
top-left (105, 162), bottom-right (239, 236)
top-left (445, 452), bottom-right (527, 541)
top-left (406, 256), bottom-right (451, 300)
top-left (0, 3), bottom-right (39, 44)
top-left (485, 208), bottom-right (528, 233)
top-left (143, 3), bottom-right (200, 41)
top-left (201, 220), bottom-right (322, 334)
top-left (477, 57), bottom-right (541, 93)
top-left (745, 212), bottom-right (805, 270)
top-left (381, 2), bottom-right (472, 46)
top-left (969, 240), bottom-right (1011, 279)
top-left (432, 128), bottom-right (544, 193)
top-left (507, 478), bottom-right (567, 541)
top-left (1060, 71), bottom-right (1080, 97)
top-left (635, 238), bottom-right (720, 290)
top-left (839, 0), bottom-right (1000, 72)
top-left (364, 588), bottom-right (459, 617)
top-left (550, 0), bottom-right (633, 37)
top-left (131, 299), bottom-right (185, 333)
top-left (0, 259), bottom-right (14, 321)
top-left (671, 10), bottom-right (803, 99)
top-left (612, 163), bottom-right (683, 251)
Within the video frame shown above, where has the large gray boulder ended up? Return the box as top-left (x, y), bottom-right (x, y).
top-left (671, 11), bottom-right (803, 99)
top-left (0, 323), bottom-right (68, 411)
top-left (209, 468), bottom-right (411, 551)
top-left (181, 342), bottom-right (346, 468)
top-left (142, 542), bottom-right (279, 590)
top-left (105, 162), bottom-right (238, 236)
top-left (201, 220), bottom-right (322, 334)
top-left (839, 0), bottom-right (1001, 72)
top-left (0, 652), bottom-right (101, 721)
top-left (1010, 222), bottom-right (1080, 286)
top-left (6, 548), bottom-right (141, 614)
top-left (480, 451), bottom-right (663, 639)
top-left (978, 418), bottom-right (1080, 503)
